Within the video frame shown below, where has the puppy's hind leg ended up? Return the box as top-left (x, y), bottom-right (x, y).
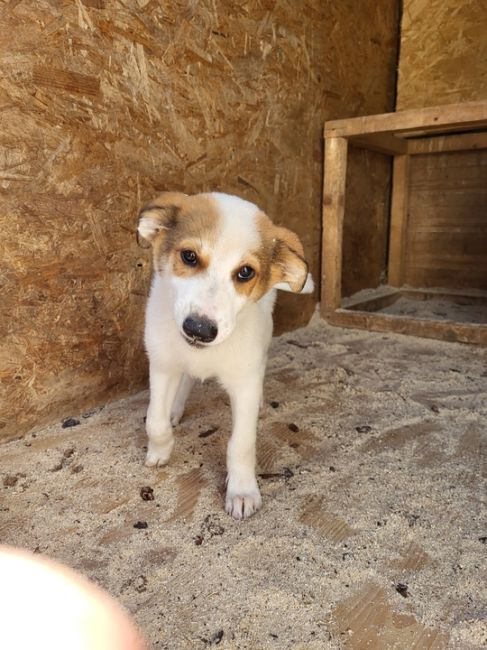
top-left (145, 366), bottom-right (182, 467)
top-left (170, 374), bottom-right (194, 426)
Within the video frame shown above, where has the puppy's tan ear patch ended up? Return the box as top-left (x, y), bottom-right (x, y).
top-left (272, 226), bottom-right (308, 292)
top-left (137, 192), bottom-right (186, 245)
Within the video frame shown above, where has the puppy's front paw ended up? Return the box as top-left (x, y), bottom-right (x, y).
top-left (145, 437), bottom-right (174, 467)
top-left (225, 476), bottom-right (261, 520)
top-left (225, 491), bottom-right (262, 519)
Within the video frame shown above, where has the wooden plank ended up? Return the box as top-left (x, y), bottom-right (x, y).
top-left (341, 149), bottom-right (392, 298)
top-left (324, 101), bottom-right (487, 138)
top-left (408, 131), bottom-right (487, 155)
top-left (345, 290), bottom-right (402, 313)
top-left (404, 150), bottom-right (487, 291)
top-left (401, 289), bottom-right (487, 306)
top-left (327, 310), bottom-right (487, 345)
top-left (388, 155), bottom-right (410, 286)
top-left (321, 136), bottom-right (348, 316)
top-left (348, 133), bottom-right (408, 155)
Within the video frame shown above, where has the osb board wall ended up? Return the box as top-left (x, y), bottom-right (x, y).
top-left (1, 0), bottom-right (399, 441)
top-left (397, 0), bottom-right (487, 110)
top-left (404, 150), bottom-right (487, 290)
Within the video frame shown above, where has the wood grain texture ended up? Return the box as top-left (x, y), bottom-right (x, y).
top-left (341, 148), bottom-right (392, 298)
top-left (0, 0), bottom-right (399, 439)
top-left (325, 101), bottom-right (487, 138)
top-left (321, 137), bottom-right (348, 314)
top-left (328, 309), bottom-right (487, 346)
top-left (388, 155), bottom-right (411, 286)
top-left (404, 150), bottom-right (487, 290)
top-left (397, 0), bottom-right (487, 110)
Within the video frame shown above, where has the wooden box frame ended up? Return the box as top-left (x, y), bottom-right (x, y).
top-left (321, 100), bottom-right (487, 345)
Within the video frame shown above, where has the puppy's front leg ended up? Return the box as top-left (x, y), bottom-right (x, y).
top-left (224, 374), bottom-right (263, 520)
top-left (170, 374), bottom-right (194, 426)
top-left (145, 365), bottom-right (182, 467)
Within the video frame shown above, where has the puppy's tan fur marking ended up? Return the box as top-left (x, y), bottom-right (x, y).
top-left (231, 254), bottom-right (261, 297)
top-left (138, 193), bottom-right (221, 273)
top-left (170, 240), bottom-right (210, 278)
top-left (252, 212), bottom-right (308, 299)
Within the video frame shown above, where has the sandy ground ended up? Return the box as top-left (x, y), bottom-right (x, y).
top-left (1, 314), bottom-right (486, 649)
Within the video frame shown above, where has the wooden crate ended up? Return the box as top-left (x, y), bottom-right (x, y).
top-left (321, 101), bottom-right (487, 345)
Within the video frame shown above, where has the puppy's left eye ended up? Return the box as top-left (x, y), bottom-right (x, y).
top-left (236, 265), bottom-right (255, 282)
top-left (181, 250), bottom-right (198, 266)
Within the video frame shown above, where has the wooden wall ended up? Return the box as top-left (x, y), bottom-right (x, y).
top-left (1, 0), bottom-right (399, 440)
top-left (341, 148), bottom-right (392, 297)
top-left (397, 0), bottom-right (487, 110)
top-left (395, 0), bottom-right (487, 292)
top-left (403, 150), bottom-right (487, 291)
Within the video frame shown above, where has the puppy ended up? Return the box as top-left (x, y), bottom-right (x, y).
top-left (137, 192), bottom-right (313, 519)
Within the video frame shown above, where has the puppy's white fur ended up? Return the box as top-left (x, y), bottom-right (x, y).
top-left (138, 192), bottom-right (313, 519)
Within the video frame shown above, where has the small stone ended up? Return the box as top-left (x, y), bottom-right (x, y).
top-left (3, 475), bottom-right (18, 488)
top-left (288, 423), bottom-right (299, 433)
top-left (140, 486), bottom-right (154, 501)
top-left (210, 630), bottom-right (224, 645)
top-left (133, 521), bottom-right (148, 529)
top-left (134, 575), bottom-right (147, 593)
top-left (395, 583), bottom-right (409, 598)
top-left (198, 426), bottom-right (219, 438)
top-left (270, 401), bottom-right (279, 409)
top-left (355, 425), bottom-right (371, 433)
top-left (62, 418), bottom-right (80, 429)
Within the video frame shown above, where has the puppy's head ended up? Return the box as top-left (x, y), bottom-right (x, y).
top-left (137, 192), bottom-right (312, 347)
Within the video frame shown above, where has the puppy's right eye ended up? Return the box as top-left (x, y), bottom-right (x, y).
top-left (181, 250), bottom-right (198, 266)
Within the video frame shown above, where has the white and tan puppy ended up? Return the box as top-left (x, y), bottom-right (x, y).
top-left (137, 192), bottom-right (313, 519)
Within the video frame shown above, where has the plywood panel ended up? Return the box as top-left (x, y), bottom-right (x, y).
top-left (397, 0), bottom-right (487, 110)
top-left (1, 0), bottom-right (399, 440)
top-left (404, 150), bottom-right (487, 290)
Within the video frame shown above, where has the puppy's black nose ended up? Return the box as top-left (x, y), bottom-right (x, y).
top-left (182, 315), bottom-right (218, 343)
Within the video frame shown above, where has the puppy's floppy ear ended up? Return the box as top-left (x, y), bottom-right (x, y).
top-left (137, 192), bottom-right (186, 245)
top-left (271, 226), bottom-right (309, 292)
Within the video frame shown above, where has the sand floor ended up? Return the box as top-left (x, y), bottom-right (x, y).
top-left (1, 314), bottom-right (486, 649)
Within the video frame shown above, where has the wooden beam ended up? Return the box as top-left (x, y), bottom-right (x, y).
top-left (321, 136), bottom-right (348, 317)
top-left (388, 155), bottom-right (410, 287)
top-left (400, 287), bottom-right (487, 304)
top-left (325, 100), bottom-right (487, 138)
top-left (327, 310), bottom-right (487, 346)
top-left (408, 131), bottom-right (487, 155)
top-left (348, 133), bottom-right (408, 155)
